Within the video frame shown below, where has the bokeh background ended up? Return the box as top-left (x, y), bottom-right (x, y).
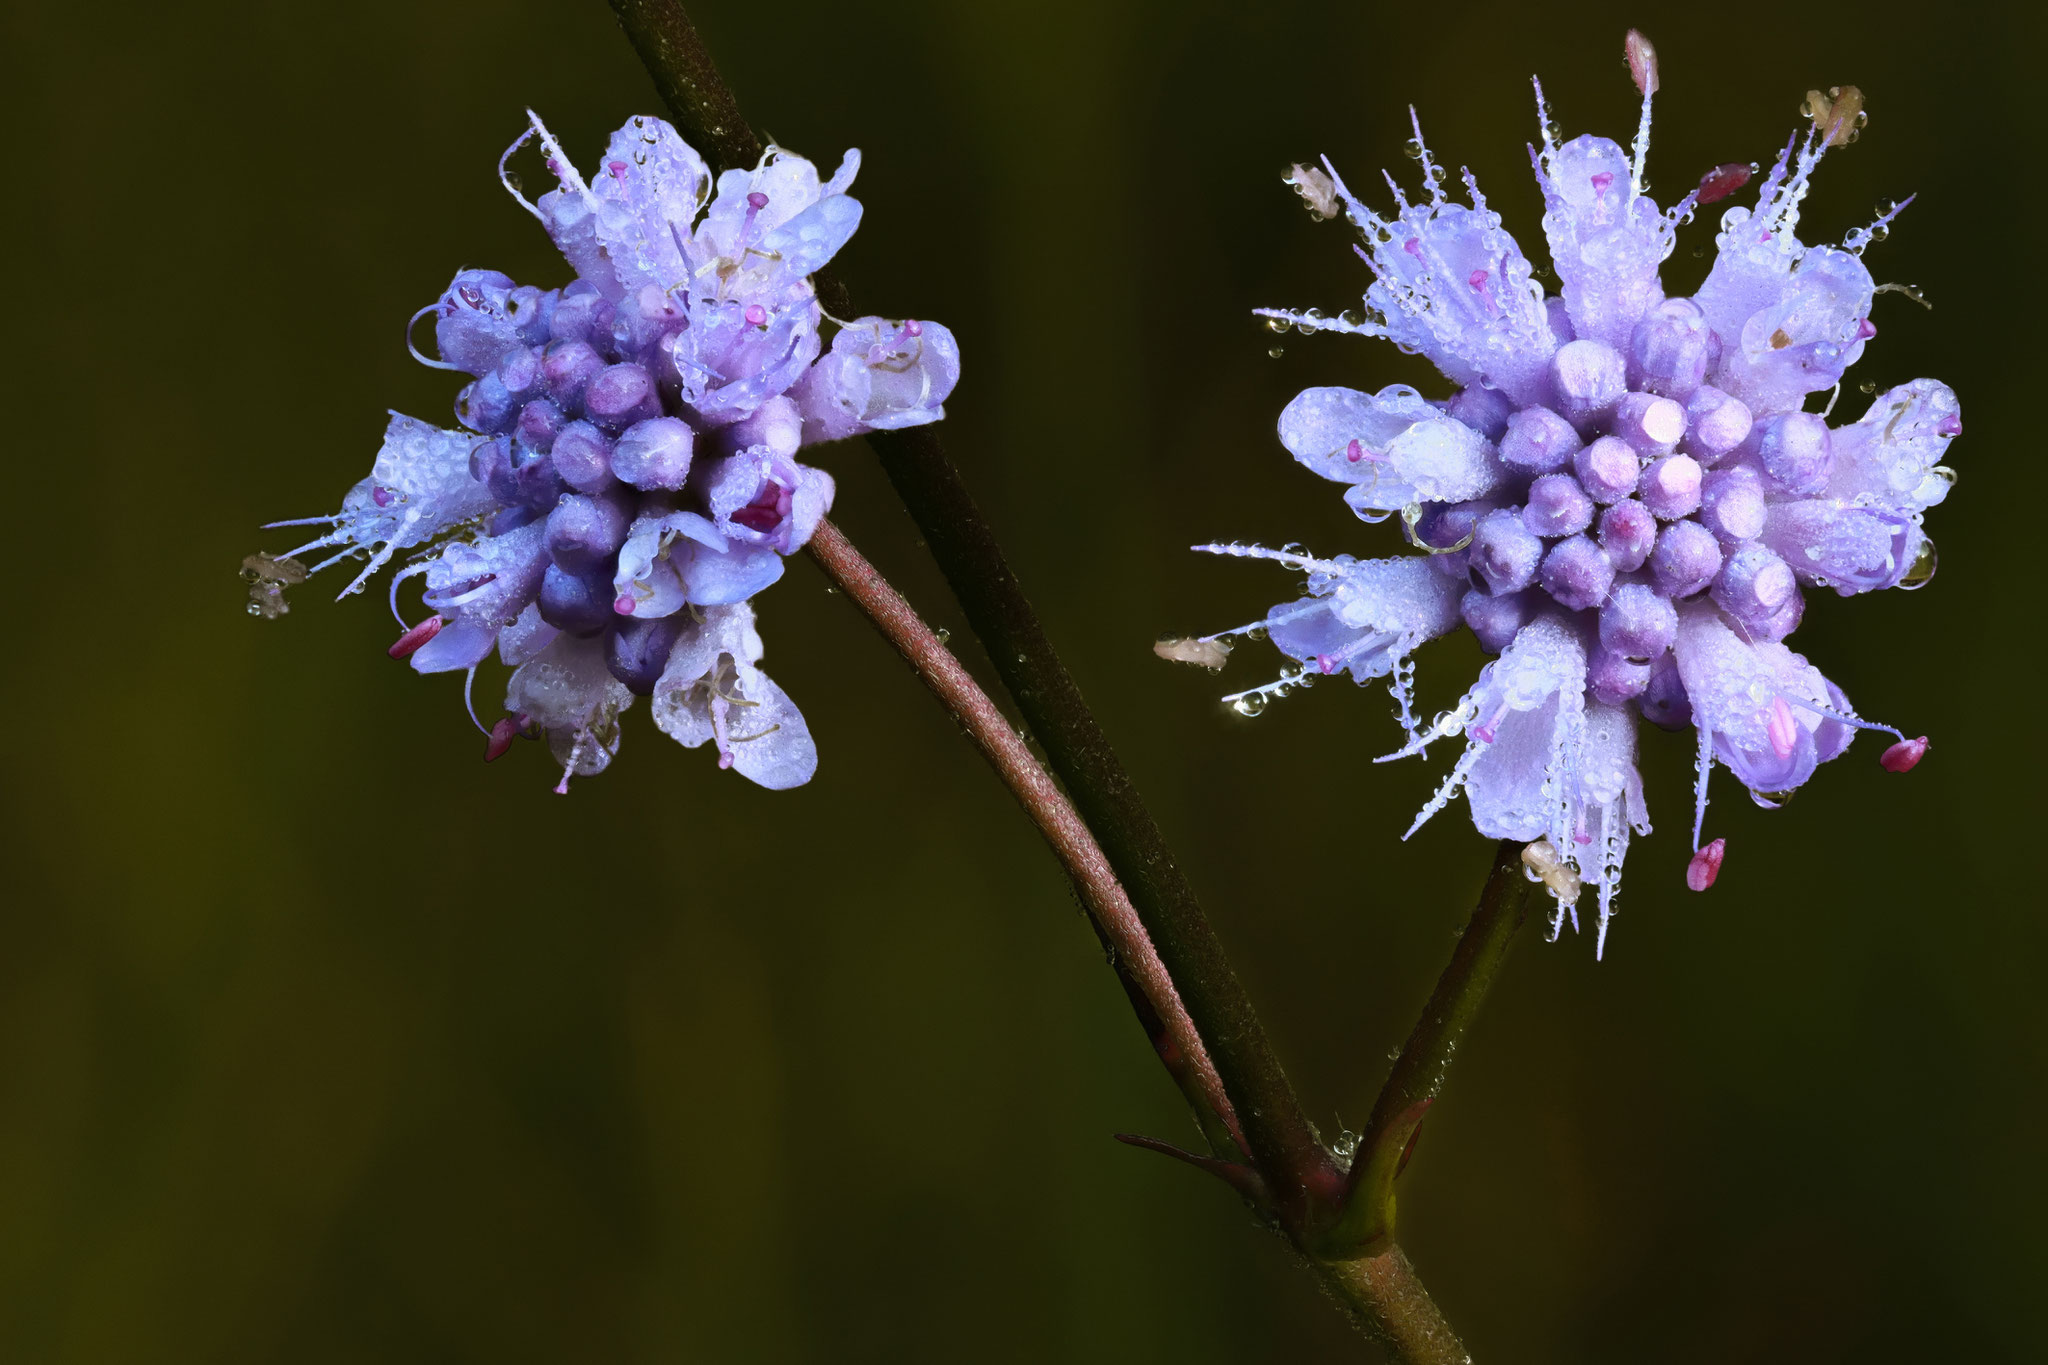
top-left (4, 0), bottom-right (2040, 1359)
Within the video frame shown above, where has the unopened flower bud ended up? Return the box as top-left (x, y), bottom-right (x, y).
top-left (1597, 499), bottom-right (1658, 572)
top-left (1550, 339), bottom-right (1627, 430)
top-left (1500, 405), bottom-right (1582, 474)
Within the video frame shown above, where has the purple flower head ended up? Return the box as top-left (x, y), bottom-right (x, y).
top-left (253, 113), bottom-right (959, 790)
top-left (1194, 41), bottom-right (1952, 954)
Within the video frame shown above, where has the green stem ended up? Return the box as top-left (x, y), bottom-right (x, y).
top-left (1322, 840), bottom-right (1534, 1256)
top-left (1314, 1247), bottom-right (1471, 1365)
top-left (603, 0), bottom-right (1330, 1205)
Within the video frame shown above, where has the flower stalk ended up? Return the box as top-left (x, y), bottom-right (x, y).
top-left (1322, 840), bottom-right (1533, 1257)
top-left (603, 0), bottom-right (1328, 1200)
top-left (805, 519), bottom-right (1244, 1159)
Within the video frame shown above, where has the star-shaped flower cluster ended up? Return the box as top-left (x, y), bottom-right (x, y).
top-left (1187, 38), bottom-right (1950, 953)
top-left (256, 113), bottom-right (959, 791)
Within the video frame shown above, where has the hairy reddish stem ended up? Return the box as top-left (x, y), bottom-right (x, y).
top-left (806, 520), bottom-right (1242, 1151)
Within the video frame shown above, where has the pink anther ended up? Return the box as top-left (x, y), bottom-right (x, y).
top-left (387, 615), bottom-right (444, 659)
top-left (1880, 735), bottom-right (1929, 773)
top-left (1686, 838), bottom-right (1726, 892)
top-left (1696, 163), bottom-right (1752, 206)
top-left (484, 716), bottom-right (520, 763)
top-left (1766, 696), bottom-right (1799, 760)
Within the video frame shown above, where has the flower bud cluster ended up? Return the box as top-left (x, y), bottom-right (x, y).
top-left (1200, 46), bottom-right (1948, 952)
top-left (257, 114), bottom-right (960, 791)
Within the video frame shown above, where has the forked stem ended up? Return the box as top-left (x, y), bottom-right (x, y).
top-left (602, 4), bottom-right (1524, 1356)
top-left (604, 0), bottom-right (1327, 1203)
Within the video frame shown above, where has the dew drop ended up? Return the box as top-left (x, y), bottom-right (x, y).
top-left (1340, 308), bottom-right (1365, 327)
top-left (1858, 380), bottom-right (1877, 394)
top-left (1403, 138), bottom-right (1423, 159)
top-left (1899, 535), bottom-right (1938, 590)
top-left (1930, 465), bottom-right (1957, 489)
top-left (1230, 694), bottom-right (1269, 718)
top-left (935, 627), bottom-right (951, 644)
top-left (1268, 346), bottom-right (1286, 358)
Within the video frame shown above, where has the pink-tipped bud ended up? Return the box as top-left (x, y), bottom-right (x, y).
top-left (1880, 736), bottom-right (1929, 773)
top-left (1766, 697), bottom-right (1799, 761)
top-left (484, 716), bottom-right (521, 763)
top-left (744, 303), bottom-right (768, 327)
top-left (1687, 838), bottom-right (1726, 892)
top-left (1625, 29), bottom-right (1660, 96)
top-left (1696, 163), bottom-right (1753, 206)
top-left (387, 615), bottom-right (445, 659)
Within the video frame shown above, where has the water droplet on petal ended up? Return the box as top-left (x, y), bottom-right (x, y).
top-left (1899, 535), bottom-right (1938, 590)
top-left (1230, 694), bottom-right (1268, 718)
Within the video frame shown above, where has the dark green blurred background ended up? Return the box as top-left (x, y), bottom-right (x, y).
top-left (5, 0), bottom-right (2040, 1359)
